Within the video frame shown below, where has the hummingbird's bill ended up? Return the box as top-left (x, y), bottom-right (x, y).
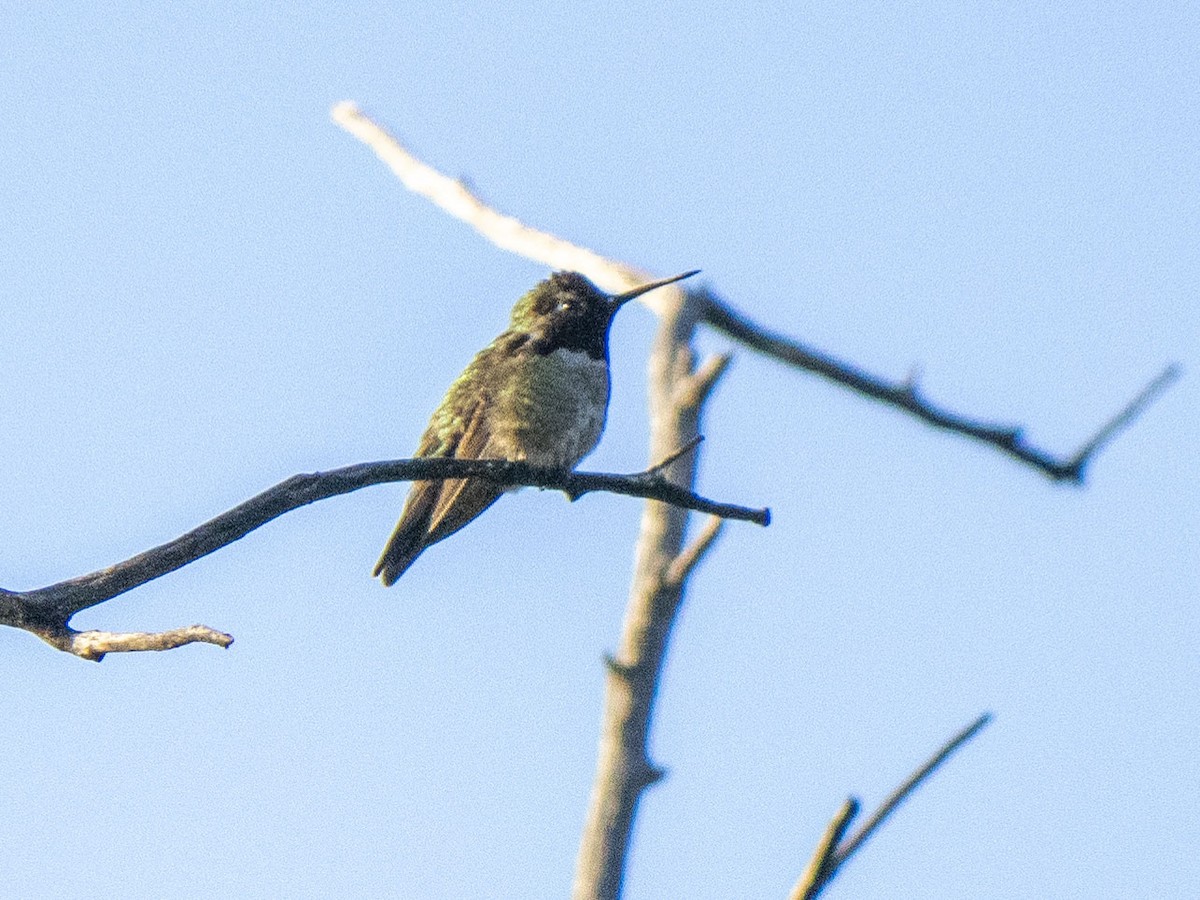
top-left (608, 269), bottom-right (701, 310)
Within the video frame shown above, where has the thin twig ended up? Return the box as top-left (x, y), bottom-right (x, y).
top-left (663, 516), bottom-right (725, 587)
top-left (1063, 363), bottom-right (1182, 477)
top-left (646, 435), bottom-right (705, 477)
top-left (698, 288), bottom-right (1178, 482)
top-left (676, 352), bottom-right (733, 408)
top-left (837, 712), bottom-right (994, 864)
top-left (790, 713), bottom-right (992, 899)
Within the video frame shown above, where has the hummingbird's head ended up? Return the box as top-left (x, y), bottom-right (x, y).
top-left (510, 270), bottom-right (700, 360)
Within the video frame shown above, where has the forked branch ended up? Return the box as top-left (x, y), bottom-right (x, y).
top-left (790, 713), bottom-right (994, 900)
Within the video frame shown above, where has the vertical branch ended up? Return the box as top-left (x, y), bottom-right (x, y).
top-left (329, 106), bottom-right (726, 898)
top-left (573, 291), bottom-right (712, 899)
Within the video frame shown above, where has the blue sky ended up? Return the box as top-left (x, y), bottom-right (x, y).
top-left (1, 3), bottom-right (1196, 898)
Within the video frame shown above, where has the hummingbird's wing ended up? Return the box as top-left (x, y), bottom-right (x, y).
top-left (423, 399), bottom-right (505, 544)
top-left (373, 397), bottom-right (504, 586)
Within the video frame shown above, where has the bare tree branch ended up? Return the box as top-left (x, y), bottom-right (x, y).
top-left (331, 101), bottom-right (663, 304)
top-left (791, 713), bottom-right (994, 899)
top-left (63, 626), bottom-right (234, 662)
top-left (699, 288), bottom-right (1180, 483)
top-left (1, 458), bottom-right (764, 661)
top-left (1059, 364), bottom-right (1182, 475)
top-left (645, 435), bottom-right (705, 477)
top-left (837, 712), bottom-right (993, 863)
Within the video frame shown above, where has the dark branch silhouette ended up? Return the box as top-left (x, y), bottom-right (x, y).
top-left (698, 288), bottom-right (1180, 483)
top-left (791, 713), bottom-right (994, 899)
top-left (1, 456), bottom-right (766, 661)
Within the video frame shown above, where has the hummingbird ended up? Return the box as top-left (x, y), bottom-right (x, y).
top-left (373, 268), bottom-right (699, 585)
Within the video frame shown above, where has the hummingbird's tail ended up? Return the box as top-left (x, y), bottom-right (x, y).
top-left (373, 538), bottom-right (425, 587)
top-left (373, 483), bottom-right (438, 586)
top-left (373, 475), bottom-right (504, 586)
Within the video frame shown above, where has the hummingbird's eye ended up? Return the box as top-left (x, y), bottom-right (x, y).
top-left (556, 300), bottom-right (571, 312)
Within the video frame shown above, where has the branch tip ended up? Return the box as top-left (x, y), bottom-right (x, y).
top-left (331, 101), bottom-right (639, 294)
top-left (640, 763), bottom-right (668, 788)
top-left (69, 624), bottom-right (234, 662)
top-left (1065, 363), bottom-right (1181, 478)
top-left (790, 713), bottom-right (992, 899)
